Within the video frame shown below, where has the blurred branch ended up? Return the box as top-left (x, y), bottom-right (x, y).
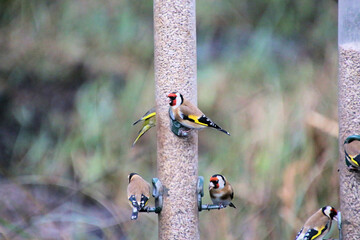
top-left (306, 111), bottom-right (338, 137)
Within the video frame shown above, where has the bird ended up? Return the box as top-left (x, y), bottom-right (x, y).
top-left (132, 107), bottom-right (156, 147)
top-left (295, 206), bottom-right (338, 240)
top-left (208, 174), bottom-right (236, 208)
top-left (344, 136), bottom-right (360, 171)
top-left (127, 173), bottom-right (151, 220)
top-left (167, 92), bottom-right (230, 135)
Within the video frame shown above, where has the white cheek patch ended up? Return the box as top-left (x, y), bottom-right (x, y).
top-left (175, 97), bottom-right (181, 107)
top-left (324, 207), bottom-right (331, 217)
top-left (217, 178), bottom-right (225, 189)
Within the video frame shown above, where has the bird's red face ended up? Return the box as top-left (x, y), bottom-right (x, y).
top-left (330, 207), bottom-right (338, 221)
top-left (322, 206), bottom-right (338, 221)
top-left (209, 176), bottom-right (220, 189)
top-left (168, 92), bottom-right (178, 106)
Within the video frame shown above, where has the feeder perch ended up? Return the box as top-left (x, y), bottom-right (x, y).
top-left (197, 176), bottom-right (226, 211)
top-left (169, 108), bottom-right (190, 137)
top-left (338, 211), bottom-right (342, 240)
top-left (197, 176), bottom-right (204, 211)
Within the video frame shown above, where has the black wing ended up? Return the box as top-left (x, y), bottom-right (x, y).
top-left (140, 194), bottom-right (149, 209)
top-left (129, 195), bottom-right (139, 209)
top-left (133, 107), bottom-right (156, 125)
top-left (129, 195), bottom-right (140, 220)
top-left (304, 225), bottom-right (327, 240)
top-left (183, 114), bottom-right (230, 135)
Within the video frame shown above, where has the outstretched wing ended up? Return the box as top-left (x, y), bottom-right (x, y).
top-left (133, 107), bottom-right (156, 125)
top-left (132, 107), bottom-right (156, 146)
top-left (132, 124), bottom-right (153, 147)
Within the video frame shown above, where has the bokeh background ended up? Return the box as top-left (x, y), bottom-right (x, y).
top-left (0, 0), bottom-right (339, 239)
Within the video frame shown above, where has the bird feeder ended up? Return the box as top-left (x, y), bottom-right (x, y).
top-left (338, 0), bottom-right (360, 238)
top-left (154, 0), bottom-right (199, 238)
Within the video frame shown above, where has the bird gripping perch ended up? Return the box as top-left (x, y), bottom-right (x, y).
top-left (197, 176), bottom-right (225, 211)
top-left (169, 107), bottom-right (191, 137)
top-left (139, 178), bottom-right (163, 214)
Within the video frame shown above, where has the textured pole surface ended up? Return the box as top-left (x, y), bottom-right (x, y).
top-left (338, 1), bottom-right (360, 238)
top-left (338, 43), bottom-right (360, 239)
top-left (154, 0), bottom-right (199, 239)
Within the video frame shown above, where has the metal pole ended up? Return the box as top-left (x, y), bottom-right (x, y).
top-left (154, 0), bottom-right (199, 239)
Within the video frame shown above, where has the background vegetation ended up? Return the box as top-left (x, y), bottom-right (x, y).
top-left (0, 0), bottom-right (339, 239)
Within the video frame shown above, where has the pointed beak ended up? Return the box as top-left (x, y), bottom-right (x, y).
top-left (333, 215), bottom-right (338, 222)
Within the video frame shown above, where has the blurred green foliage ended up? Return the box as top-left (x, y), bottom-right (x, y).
top-left (0, 0), bottom-right (338, 239)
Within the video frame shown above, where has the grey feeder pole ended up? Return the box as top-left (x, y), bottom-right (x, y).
top-left (338, 0), bottom-right (360, 238)
top-left (154, 0), bottom-right (199, 239)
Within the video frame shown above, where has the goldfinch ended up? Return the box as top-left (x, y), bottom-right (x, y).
top-left (132, 107), bottom-right (156, 147)
top-left (167, 92), bottom-right (230, 135)
top-left (344, 136), bottom-right (360, 171)
top-left (295, 206), bottom-right (338, 240)
top-left (209, 174), bottom-right (236, 208)
top-left (127, 173), bottom-right (151, 220)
